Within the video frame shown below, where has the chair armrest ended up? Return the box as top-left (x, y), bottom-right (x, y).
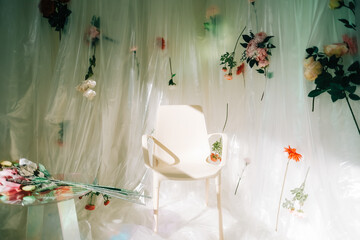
top-left (142, 135), bottom-right (180, 168)
top-left (208, 133), bottom-right (228, 167)
top-left (142, 135), bottom-right (153, 167)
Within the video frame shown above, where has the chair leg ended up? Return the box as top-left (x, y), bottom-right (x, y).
top-left (215, 173), bottom-right (224, 240)
top-left (153, 173), bottom-right (160, 233)
top-left (205, 178), bottom-right (209, 206)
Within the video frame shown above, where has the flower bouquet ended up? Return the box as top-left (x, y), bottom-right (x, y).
top-left (0, 159), bottom-right (149, 206)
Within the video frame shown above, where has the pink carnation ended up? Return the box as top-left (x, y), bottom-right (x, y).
top-left (342, 35), bottom-right (358, 55)
top-left (254, 32), bottom-right (267, 43)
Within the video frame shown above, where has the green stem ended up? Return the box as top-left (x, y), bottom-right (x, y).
top-left (261, 68), bottom-right (267, 101)
top-left (169, 57), bottom-right (173, 77)
top-left (232, 26), bottom-right (247, 54)
top-left (345, 95), bottom-right (360, 135)
top-left (222, 103), bottom-right (229, 132)
top-left (252, 3), bottom-right (259, 32)
top-left (276, 159), bottom-right (290, 232)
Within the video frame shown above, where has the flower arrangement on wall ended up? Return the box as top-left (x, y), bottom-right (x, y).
top-left (76, 16), bottom-right (100, 100)
top-left (220, 26), bottom-right (247, 81)
top-left (220, 0), bottom-right (276, 99)
top-left (304, 35), bottom-right (360, 134)
top-left (38, 0), bottom-right (71, 40)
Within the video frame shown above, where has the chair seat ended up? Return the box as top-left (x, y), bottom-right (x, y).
top-left (153, 157), bottom-right (222, 180)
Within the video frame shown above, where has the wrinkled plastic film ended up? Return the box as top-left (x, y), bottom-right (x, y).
top-left (1, 0), bottom-right (360, 239)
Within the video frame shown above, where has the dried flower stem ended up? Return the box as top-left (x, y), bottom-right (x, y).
top-left (345, 95), bottom-right (360, 135)
top-left (234, 163), bottom-right (249, 195)
top-left (275, 159), bottom-right (290, 232)
top-left (222, 103), bottom-right (229, 132)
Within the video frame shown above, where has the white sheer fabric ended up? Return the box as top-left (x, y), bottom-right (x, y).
top-left (0, 0), bottom-right (360, 239)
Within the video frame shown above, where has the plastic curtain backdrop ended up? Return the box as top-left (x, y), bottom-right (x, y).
top-left (0, 0), bottom-right (360, 239)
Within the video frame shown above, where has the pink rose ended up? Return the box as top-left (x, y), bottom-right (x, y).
top-left (342, 35), bottom-right (358, 55)
top-left (324, 43), bottom-right (348, 57)
top-left (258, 59), bottom-right (269, 68)
top-left (246, 40), bottom-right (257, 58)
top-left (255, 48), bottom-right (268, 62)
top-left (254, 32), bottom-right (267, 43)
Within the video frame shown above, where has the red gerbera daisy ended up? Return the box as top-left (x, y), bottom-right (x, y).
top-left (284, 146), bottom-right (302, 162)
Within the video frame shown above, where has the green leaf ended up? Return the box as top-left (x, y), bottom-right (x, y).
top-left (249, 59), bottom-right (256, 68)
top-left (315, 72), bottom-right (332, 89)
top-left (338, 18), bottom-right (349, 24)
top-left (242, 34), bottom-right (252, 43)
top-left (172, 74), bottom-right (176, 77)
top-left (330, 82), bottom-right (344, 91)
top-left (349, 2), bottom-right (355, 10)
top-left (349, 93), bottom-right (360, 100)
top-left (328, 90), bottom-right (345, 102)
top-left (250, 32), bottom-right (255, 38)
top-left (345, 85), bottom-right (356, 94)
top-left (308, 89), bottom-right (325, 97)
top-left (306, 47), bottom-right (314, 55)
top-left (267, 43), bottom-right (276, 48)
top-left (328, 55), bottom-right (339, 69)
top-left (256, 69), bottom-right (264, 74)
top-left (349, 73), bottom-right (360, 84)
top-left (240, 43), bottom-right (248, 48)
top-left (263, 36), bottom-right (274, 43)
top-left (257, 42), bottom-right (265, 48)
top-left (348, 61), bottom-right (360, 72)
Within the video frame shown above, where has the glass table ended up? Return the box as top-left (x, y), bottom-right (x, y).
top-left (0, 174), bottom-right (89, 240)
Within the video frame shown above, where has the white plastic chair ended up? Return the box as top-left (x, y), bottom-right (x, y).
top-left (142, 105), bottom-right (227, 240)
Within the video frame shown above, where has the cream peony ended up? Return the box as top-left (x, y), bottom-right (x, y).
top-left (303, 57), bottom-right (322, 81)
top-left (83, 89), bottom-right (96, 100)
top-left (324, 43), bottom-right (348, 57)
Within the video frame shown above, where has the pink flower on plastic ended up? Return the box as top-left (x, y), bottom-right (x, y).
top-left (89, 26), bottom-right (100, 39)
top-left (342, 35), bottom-right (358, 55)
top-left (256, 48), bottom-right (268, 62)
top-left (258, 59), bottom-right (270, 68)
top-left (254, 32), bottom-right (267, 43)
top-left (0, 169), bottom-right (22, 195)
top-left (246, 40), bottom-right (257, 58)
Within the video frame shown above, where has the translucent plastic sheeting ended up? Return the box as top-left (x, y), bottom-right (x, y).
top-left (0, 0), bottom-right (360, 239)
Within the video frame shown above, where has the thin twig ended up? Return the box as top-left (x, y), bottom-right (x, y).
top-left (234, 164), bottom-right (248, 195)
top-left (275, 159), bottom-right (290, 232)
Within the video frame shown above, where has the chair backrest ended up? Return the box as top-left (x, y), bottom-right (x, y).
top-left (153, 105), bottom-right (210, 166)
